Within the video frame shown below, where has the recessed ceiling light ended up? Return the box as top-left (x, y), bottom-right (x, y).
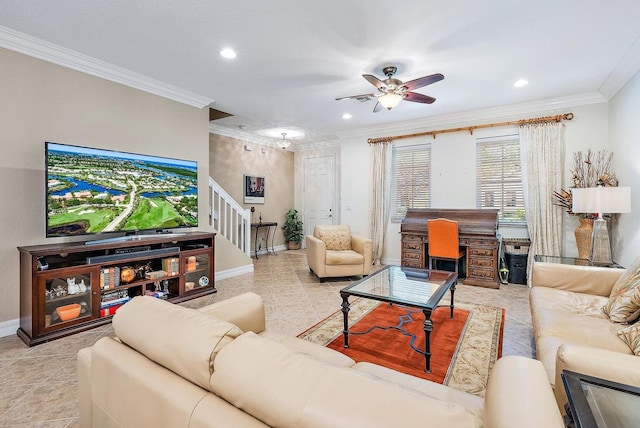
top-left (220, 48), bottom-right (237, 59)
top-left (342, 113), bottom-right (352, 119)
top-left (513, 79), bottom-right (529, 87)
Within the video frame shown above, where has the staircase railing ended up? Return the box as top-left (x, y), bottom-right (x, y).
top-left (209, 177), bottom-right (251, 257)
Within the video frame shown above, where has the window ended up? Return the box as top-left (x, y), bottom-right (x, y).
top-left (391, 144), bottom-right (431, 222)
top-left (476, 136), bottom-right (525, 223)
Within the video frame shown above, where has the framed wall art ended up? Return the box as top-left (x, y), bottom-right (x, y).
top-left (244, 175), bottom-right (265, 204)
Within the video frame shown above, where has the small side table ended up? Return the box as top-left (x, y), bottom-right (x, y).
top-left (562, 370), bottom-right (640, 428)
top-left (251, 222), bottom-right (277, 259)
top-left (534, 255), bottom-right (625, 269)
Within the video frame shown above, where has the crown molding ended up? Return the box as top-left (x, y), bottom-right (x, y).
top-left (209, 124), bottom-right (279, 147)
top-left (329, 92), bottom-right (607, 141)
top-left (0, 26), bottom-right (213, 108)
top-left (209, 123), bottom-right (339, 151)
top-left (598, 35), bottom-right (640, 100)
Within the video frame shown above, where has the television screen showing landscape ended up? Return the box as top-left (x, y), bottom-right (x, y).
top-left (46, 142), bottom-right (198, 237)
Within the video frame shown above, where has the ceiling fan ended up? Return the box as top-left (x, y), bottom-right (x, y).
top-left (336, 66), bottom-right (444, 112)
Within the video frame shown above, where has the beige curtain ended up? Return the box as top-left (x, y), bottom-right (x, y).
top-left (369, 141), bottom-right (392, 265)
top-left (519, 122), bottom-right (565, 284)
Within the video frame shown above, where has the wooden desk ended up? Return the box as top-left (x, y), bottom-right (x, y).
top-left (400, 209), bottom-right (499, 288)
top-left (251, 222), bottom-right (277, 259)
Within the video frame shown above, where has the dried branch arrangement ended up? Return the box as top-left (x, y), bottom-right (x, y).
top-left (570, 149), bottom-right (617, 188)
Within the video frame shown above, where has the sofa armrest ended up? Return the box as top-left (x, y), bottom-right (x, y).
top-left (78, 347), bottom-right (92, 428)
top-left (352, 235), bottom-right (373, 274)
top-left (484, 356), bottom-right (564, 428)
top-left (305, 234), bottom-right (326, 277)
top-left (554, 343), bottom-right (640, 412)
top-left (531, 262), bottom-right (624, 297)
top-left (198, 292), bottom-right (266, 334)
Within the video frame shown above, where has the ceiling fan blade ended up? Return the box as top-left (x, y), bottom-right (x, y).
top-left (363, 74), bottom-right (387, 90)
top-left (404, 92), bottom-right (436, 104)
top-left (402, 73), bottom-right (444, 91)
top-left (373, 101), bottom-right (383, 112)
top-left (335, 93), bottom-right (378, 101)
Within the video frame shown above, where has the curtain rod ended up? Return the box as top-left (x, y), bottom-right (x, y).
top-left (367, 112), bottom-right (574, 144)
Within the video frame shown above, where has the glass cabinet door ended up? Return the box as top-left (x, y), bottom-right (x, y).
top-left (38, 268), bottom-right (97, 332)
top-left (182, 252), bottom-right (212, 292)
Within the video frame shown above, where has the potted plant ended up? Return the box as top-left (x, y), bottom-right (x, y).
top-left (282, 209), bottom-right (303, 250)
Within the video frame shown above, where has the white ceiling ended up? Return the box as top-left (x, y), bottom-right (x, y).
top-left (2, 1), bottom-right (640, 145)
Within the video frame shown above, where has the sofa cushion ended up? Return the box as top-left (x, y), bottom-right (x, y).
top-left (210, 332), bottom-right (480, 428)
top-left (530, 287), bottom-right (632, 385)
top-left (352, 362), bottom-right (484, 419)
top-left (326, 249), bottom-right (364, 265)
top-left (112, 296), bottom-right (243, 391)
top-left (617, 324), bottom-right (640, 356)
top-left (602, 257), bottom-right (640, 323)
top-left (315, 225), bottom-right (352, 251)
top-left (258, 330), bottom-right (355, 367)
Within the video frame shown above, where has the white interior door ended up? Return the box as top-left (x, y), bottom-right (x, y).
top-left (303, 155), bottom-right (335, 238)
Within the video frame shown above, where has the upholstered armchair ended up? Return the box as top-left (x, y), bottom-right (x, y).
top-left (306, 225), bottom-right (372, 281)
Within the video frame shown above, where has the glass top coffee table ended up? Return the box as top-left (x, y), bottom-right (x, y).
top-left (339, 265), bottom-right (457, 373)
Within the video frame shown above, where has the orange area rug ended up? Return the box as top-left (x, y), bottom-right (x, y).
top-left (298, 299), bottom-right (504, 396)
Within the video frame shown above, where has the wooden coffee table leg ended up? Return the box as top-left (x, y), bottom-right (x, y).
top-left (423, 308), bottom-right (433, 373)
top-left (341, 293), bottom-right (350, 348)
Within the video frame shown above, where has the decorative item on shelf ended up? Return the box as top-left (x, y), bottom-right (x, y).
top-left (145, 270), bottom-right (167, 280)
top-left (187, 256), bottom-right (197, 272)
top-left (66, 277), bottom-right (80, 295)
top-left (185, 281), bottom-right (195, 291)
top-left (78, 279), bottom-right (87, 293)
top-left (572, 186), bottom-right (631, 265)
top-left (120, 266), bottom-right (136, 284)
top-left (553, 149), bottom-right (619, 258)
top-left (56, 303), bottom-right (81, 321)
top-left (134, 262), bottom-right (152, 280)
top-left (282, 208), bottom-right (304, 250)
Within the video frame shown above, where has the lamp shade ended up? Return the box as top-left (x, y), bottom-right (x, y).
top-left (378, 93), bottom-right (403, 110)
top-left (572, 186), bottom-right (631, 214)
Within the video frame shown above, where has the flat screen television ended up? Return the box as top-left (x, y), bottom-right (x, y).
top-left (46, 142), bottom-right (198, 239)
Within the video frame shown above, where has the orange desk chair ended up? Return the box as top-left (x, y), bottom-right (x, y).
top-left (427, 218), bottom-right (466, 277)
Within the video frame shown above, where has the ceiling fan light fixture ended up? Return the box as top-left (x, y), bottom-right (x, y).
top-left (378, 93), bottom-right (403, 110)
top-left (277, 132), bottom-right (291, 149)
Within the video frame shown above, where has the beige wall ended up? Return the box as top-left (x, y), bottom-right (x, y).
top-left (209, 134), bottom-right (294, 249)
top-left (338, 103), bottom-right (611, 265)
top-left (0, 48), bottom-right (210, 326)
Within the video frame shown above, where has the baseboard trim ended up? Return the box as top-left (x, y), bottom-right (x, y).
top-left (0, 318), bottom-right (19, 338)
top-left (215, 263), bottom-right (254, 281)
top-left (381, 257), bottom-right (401, 266)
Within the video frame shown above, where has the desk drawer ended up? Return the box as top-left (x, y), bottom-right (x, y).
top-left (468, 266), bottom-right (496, 280)
top-left (468, 257), bottom-right (496, 268)
top-left (469, 247), bottom-right (496, 258)
top-left (402, 240), bottom-right (423, 251)
top-left (402, 259), bottom-right (423, 269)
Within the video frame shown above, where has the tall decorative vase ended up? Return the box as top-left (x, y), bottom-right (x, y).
top-left (574, 218), bottom-right (594, 259)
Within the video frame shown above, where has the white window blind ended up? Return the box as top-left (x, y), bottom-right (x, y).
top-left (391, 144), bottom-right (431, 222)
top-left (476, 137), bottom-right (525, 223)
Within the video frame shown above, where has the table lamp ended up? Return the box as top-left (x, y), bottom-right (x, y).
top-left (571, 186), bottom-right (631, 265)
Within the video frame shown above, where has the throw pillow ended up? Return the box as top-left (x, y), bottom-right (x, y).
top-left (602, 256), bottom-right (640, 323)
top-left (617, 324), bottom-right (640, 356)
top-left (316, 226), bottom-right (352, 251)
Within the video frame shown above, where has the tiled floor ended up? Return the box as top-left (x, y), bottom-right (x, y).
top-left (0, 250), bottom-right (534, 427)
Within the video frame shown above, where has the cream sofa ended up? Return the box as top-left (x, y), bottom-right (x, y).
top-left (530, 260), bottom-right (640, 412)
top-left (306, 225), bottom-right (372, 281)
top-left (78, 292), bottom-right (563, 428)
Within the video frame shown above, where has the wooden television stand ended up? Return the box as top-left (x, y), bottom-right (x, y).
top-left (18, 231), bottom-right (216, 346)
